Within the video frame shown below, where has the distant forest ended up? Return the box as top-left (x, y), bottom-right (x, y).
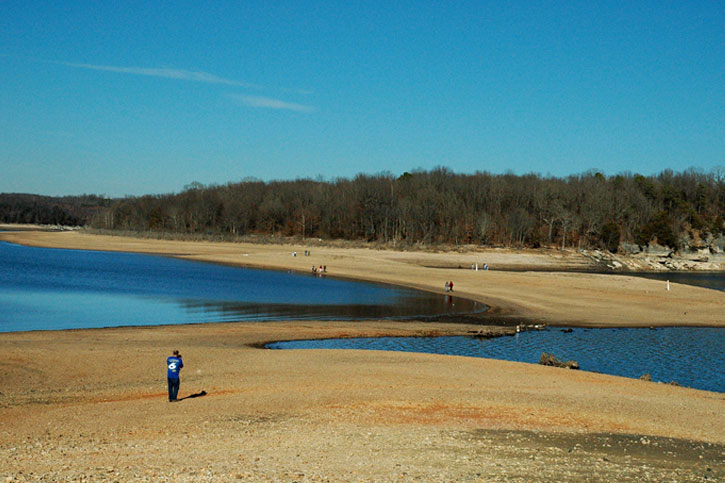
top-left (0, 193), bottom-right (110, 227)
top-left (3, 168), bottom-right (724, 251)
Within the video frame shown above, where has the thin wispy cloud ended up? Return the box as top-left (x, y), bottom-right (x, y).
top-left (59, 61), bottom-right (315, 112)
top-left (62, 62), bottom-right (260, 89)
top-left (232, 94), bottom-right (315, 113)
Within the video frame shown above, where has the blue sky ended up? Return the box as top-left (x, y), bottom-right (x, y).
top-left (1, 1), bottom-right (723, 197)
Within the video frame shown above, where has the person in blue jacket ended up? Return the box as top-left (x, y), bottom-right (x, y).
top-left (167, 350), bottom-right (184, 402)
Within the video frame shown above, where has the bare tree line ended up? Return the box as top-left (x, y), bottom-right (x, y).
top-left (86, 167), bottom-right (725, 251)
top-left (0, 194), bottom-right (109, 227)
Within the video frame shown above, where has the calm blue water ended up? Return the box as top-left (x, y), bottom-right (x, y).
top-left (268, 271), bottom-right (725, 392)
top-left (268, 327), bottom-right (725, 392)
top-left (0, 242), bottom-right (482, 332)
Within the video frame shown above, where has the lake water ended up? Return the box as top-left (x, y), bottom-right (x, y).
top-left (268, 271), bottom-right (725, 393)
top-left (267, 327), bottom-right (725, 393)
top-left (3, 240), bottom-right (723, 391)
top-left (0, 242), bottom-right (482, 332)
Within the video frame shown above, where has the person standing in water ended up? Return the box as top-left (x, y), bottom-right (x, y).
top-left (167, 350), bottom-right (183, 402)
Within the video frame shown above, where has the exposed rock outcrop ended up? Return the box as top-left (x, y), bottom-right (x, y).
top-left (539, 352), bottom-right (579, 370)
top-left (581, 237), bottom-right (725, 271)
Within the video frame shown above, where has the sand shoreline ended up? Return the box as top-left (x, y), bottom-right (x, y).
top-left (1, 321), bottom-right (723, 481)
top-left (2, 229), bottom-right (724, 328)
top-left (1, 230), bottom-right (724, 480)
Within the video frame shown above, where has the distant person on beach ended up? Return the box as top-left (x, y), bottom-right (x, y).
top-left (445, 281), bottom-right (450, 292)
top-left (449, 281), bottom-right (454, 292)
top-left (167, 350), bottom-right (183, 402)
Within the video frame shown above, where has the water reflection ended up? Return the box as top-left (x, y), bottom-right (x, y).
top-left (0, 242), bottom-right (482, 332)
top-left (177, 298), bottom-right (479, 321)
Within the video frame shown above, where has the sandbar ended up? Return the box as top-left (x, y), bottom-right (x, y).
top-left (2, 229), bottom-right (724, 327)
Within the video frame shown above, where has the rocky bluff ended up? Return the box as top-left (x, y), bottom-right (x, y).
top-left (584, 234), bottom-right (725, 271)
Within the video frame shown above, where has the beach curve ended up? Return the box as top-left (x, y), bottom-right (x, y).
top-left (0, 229), bottom-right (723, 480)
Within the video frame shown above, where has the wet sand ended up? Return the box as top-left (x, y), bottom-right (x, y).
top-left (1, 230), bottom-right (723, 481)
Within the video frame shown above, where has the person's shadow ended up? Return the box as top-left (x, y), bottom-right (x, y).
top-left (179, 390), bottom-right (207, 401)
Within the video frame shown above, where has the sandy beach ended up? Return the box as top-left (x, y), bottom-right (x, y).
top-left (1, 230), bottom-right (723, 481)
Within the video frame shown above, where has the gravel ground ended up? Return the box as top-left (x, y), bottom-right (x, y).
top-left (3, 416), bottom-right (723, 481)
top-left (1, 321), bottom-right (723, 482)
